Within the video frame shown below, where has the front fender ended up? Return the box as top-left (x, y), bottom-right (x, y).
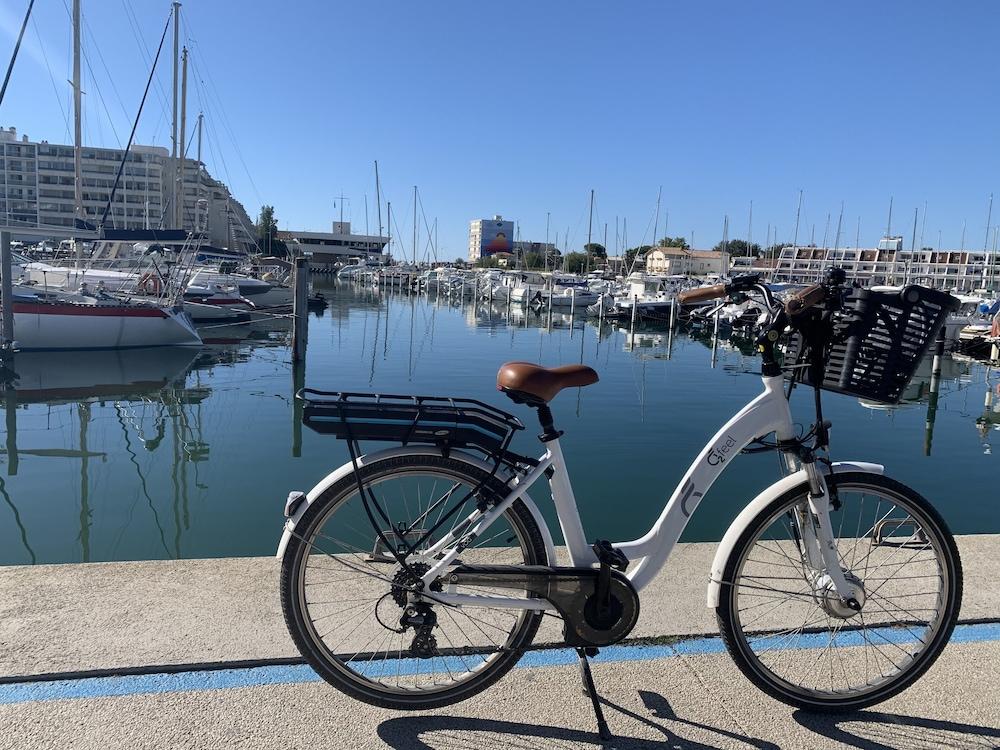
top-left (275, 446), bottom-right (557, 565)
top-left (705, 461), bottom-right (884, 608)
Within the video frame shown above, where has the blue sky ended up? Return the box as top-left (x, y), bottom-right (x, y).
top-left (2, 1), bottom-right (999, 259)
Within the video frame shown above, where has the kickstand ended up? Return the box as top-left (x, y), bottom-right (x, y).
top-left (576, 647), bottom-right (613, 742)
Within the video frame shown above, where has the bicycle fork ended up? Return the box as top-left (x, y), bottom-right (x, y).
top-left (795, 459), bottom-right (860, 609)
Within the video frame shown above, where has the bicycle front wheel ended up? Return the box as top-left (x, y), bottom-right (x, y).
top-left (716, 472), bottom-right (962, 711)
top-left (280, 453), bottom-right (548, 710)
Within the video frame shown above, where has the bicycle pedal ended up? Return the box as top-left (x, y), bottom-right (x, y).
top-left (592, 539), bottom-right (629, 571)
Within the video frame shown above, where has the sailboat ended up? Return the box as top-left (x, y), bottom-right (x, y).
top-left (0, 1), bottom-right (202, 352)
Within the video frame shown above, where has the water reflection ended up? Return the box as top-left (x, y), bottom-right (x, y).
top-left (0, 315), bottom-right (293, 565)
top-left (0, 281), bottom-right (995, 565)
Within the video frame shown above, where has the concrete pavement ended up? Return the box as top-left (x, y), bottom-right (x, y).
top-left (1, 639), bottom-right (998, 749)
top-left (1, 535), bottom-right (998, 749)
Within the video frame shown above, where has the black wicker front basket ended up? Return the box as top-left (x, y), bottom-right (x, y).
top-left (782, 285), bottom-right (959, 404)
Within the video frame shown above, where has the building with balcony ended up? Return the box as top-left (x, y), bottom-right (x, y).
top-left (771, 238), bottom-right (1000, 292)
top-left (0, 126), bottom-right (256, 254)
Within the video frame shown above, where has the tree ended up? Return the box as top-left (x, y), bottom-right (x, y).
top-left (714, 239), bottom-right (761, 256)
top-left (583, 242), bottom-right (606, 258)
top-left (623, 245), bottom-right (653, 268)
top-left (563, 252), bottom-right (588, 274)
top-left (475, 256), bottom-right (500, 268)
top-left (256, 205), bottom-right (288, 257)
top-left (658, 236), bottom-right (689, 249)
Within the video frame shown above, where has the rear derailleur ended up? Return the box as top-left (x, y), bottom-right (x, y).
top-left (400, 602), bottom-right (439, 658)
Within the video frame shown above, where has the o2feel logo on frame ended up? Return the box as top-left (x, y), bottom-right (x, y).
top-left (706, 434), bottom-right (738, 467)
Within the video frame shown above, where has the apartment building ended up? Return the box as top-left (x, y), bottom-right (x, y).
top-left (0, 127), bottom-right (255, 253)
top-left (771, 236), bottom-right (999, 292)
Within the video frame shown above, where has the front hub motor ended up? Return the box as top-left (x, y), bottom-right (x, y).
top-left (813, 571), bottom-right (866, 619)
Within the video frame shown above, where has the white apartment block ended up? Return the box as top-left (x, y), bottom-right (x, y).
top-left (0, 127), bottom-right (256, 253)
top-left (771, 236), bottom-right (1000, 292)
top-left (468, 215), bottom-right (514, 261)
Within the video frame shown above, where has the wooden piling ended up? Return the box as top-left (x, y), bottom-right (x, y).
top-left (292, 256), bottom-right (309, 362)
top-left (1, 230), bottom-right (13, 354)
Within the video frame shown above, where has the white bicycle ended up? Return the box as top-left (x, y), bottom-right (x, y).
top-left (277, 271), bottom-right (962, 737)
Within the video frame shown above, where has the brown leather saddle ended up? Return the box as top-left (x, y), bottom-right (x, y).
top-left (496, 361), bottom-right (599, 405)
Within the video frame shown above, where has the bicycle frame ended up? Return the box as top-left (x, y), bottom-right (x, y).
top-left (416, 371), bottom-right (857, 610)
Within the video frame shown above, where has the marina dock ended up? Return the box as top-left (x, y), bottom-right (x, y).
top-left (3, 1), bottom-right (1000, 745)
top-left (2, 537), bottom-right (1000, 748)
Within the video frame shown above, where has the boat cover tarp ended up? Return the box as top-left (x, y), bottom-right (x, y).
top-left (100, 229), bottom-right (188, 242)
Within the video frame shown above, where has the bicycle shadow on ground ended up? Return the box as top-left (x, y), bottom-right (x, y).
top-left (792, 709), bottom-right (1000, 749)
top-left (376, 690), bottom-right (779, 750)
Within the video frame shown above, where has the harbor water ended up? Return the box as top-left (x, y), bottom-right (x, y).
top-left (0, 280), bottom-right (997, 566)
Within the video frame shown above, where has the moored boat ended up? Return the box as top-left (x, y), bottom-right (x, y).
top-left (7, 289), bottom-right (201, 351)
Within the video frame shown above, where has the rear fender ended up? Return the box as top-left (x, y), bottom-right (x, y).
top-left (705, 461), bottom-right (884, 608)
top-left (275, 446), bottom-right (556, 564)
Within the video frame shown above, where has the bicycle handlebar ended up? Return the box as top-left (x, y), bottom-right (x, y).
top-left (676, 284), bottom-right (728, 305)
top-left (785, 284), bottom-right (826, 316)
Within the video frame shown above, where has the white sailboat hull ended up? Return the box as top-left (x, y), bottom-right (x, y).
top-left (11, 302), bottom-right (202, 352)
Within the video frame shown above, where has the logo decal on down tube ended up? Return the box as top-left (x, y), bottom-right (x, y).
top-left (679, 478), bottom-right (703, 517)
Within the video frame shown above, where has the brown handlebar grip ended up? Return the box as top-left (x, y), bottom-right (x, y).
top-left (676, 284), bottom-right (727, 305)
top-left (785, 284), bottom-right (826, 315)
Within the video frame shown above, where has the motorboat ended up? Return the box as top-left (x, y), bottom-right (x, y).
top-left (591, 274), bottom-right (695, 317)
top-left (182, 284), bottom-right (254, 323)
top-left (527, 285), bottom-right (601, 308)
top-left (187, 269), bottom-right (293, 309)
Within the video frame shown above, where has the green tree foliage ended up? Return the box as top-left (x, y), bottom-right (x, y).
top-left (624, 244), bottom-right (653, 267)
top-left (256, 205), bottom-right (288, 257)
top-left (657, 236), bottom-right (690, 249)
top-left (475, 256), bottom-right (500, 268)
top-left (563, 252), bottom-right (589, 274)
top-left (714, 239), bottom-right (761, 256)
top-left (583, 243), bottom-right (607, 258)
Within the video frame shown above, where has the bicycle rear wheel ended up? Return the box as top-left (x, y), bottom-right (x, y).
top-left (716, 472), bottom-right (962, 711)
top-left (280, 453), bottom-right (548, 710)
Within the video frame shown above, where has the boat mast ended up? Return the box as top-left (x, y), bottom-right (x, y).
top-left (171, 2), bottom-right (181, 227)
top-left (651, 186), bottom-right (662, 249)
top-left (829, 203), bottom-right (843, 278)
top-left (793, 190), bottom-right (803, 248)
top-left (72, 0), bottom-right (83, 268)
top-left (195, 112), bottom-right (203, 232)
top-left (177, 46), bottom-right (188, 230)
top-left (412, 186), bottom-right (417, 265)
top-left (545, 211), bottom-right (550, 272)
top-left (585, 189), bottom-right (594, 274)
top-left (886, 196), bottom-right (896, 283)
top-left (374, 161), bottom-right (382, 237)
top-left (982, 193), bottom-right (994, 289)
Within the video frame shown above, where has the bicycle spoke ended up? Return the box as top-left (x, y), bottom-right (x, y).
top-left (291, 464), bottom-right (540, 698)
top-left (727, 481), bottom-right (954, 704)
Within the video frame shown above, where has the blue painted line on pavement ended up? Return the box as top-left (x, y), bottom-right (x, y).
top-left (2, 622), bottom-right (997, 706)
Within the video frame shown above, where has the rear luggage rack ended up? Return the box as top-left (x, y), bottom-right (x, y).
top-left (299, 389), bottom-right (525, 459)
